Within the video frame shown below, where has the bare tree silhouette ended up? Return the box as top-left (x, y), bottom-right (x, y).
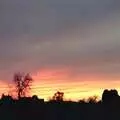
top-left (14, 73), bottom-right (33, 99)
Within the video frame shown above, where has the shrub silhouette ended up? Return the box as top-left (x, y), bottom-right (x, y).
top-left (32, 95), bottom-right (39, 100)
top-left (86, 96), bottom-right (98, 103)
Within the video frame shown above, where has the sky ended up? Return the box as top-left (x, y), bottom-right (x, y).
top-left (0, 0), bottom-right (120, 101)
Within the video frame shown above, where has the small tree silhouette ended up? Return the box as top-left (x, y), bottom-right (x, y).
top-left (14, 73), bottom-right (33, 99)
top-left (52, 91), bottom-right (64, 102)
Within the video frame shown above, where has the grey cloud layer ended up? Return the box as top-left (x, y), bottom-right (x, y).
top-left (0, 0), bottom-right (120, 36)
top-left (0, 0), bottom-right (120, 80)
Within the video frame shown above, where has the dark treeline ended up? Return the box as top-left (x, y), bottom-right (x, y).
top-left (0, 89), bottom-right (120, 120)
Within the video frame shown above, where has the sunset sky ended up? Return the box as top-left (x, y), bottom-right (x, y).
top-left (0, 0), bottom-right (120, 101)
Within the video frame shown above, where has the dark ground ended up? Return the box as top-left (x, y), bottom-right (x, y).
top-left (0, 94), bottom-right (120, 120)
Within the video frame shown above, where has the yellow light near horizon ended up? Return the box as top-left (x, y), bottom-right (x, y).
top-left (31, 78), bottom-right (120, 101)
top-left (0, 69), bottom-right (120, 101)
top-left (29, 69), bottom-right (120, 101)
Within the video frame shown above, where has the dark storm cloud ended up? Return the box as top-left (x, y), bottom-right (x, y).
top-left (0, 0), bottom-right (120, 80)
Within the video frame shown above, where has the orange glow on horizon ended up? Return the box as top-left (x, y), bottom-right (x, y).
top-left (31, 79), bottom-right (120, 101)
top-left (0, 69), bottom-right (120, 101)
top-left (0, 81), bottom-right (10, 96)
top-left (30, 69), bottom-right (120, 101)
